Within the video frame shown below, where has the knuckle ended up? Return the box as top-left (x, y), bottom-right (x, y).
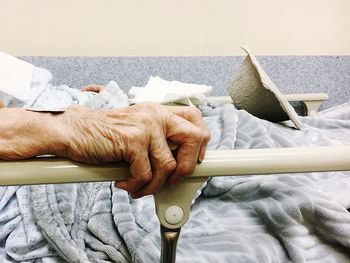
top-left (187, 107), bottom-right (203, 119)
top-left (191, 107), bottom-right (202, 117)
top-left (177, 163), bottom-right (196, 176)
top-left (192, 129), bottom-right (206, 142)
top-left (135, 170), bottom-right (152, 184)
top-left (195, 128), bottom-right (211, 143)
top-left (162, 158), bottom-right (177, 173)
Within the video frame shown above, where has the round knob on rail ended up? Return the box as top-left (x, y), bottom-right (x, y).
top-left (164, 206), bottom-right (184, 225)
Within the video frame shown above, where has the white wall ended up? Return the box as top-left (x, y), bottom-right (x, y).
top-left (0, 0), bottom-right (349, 56)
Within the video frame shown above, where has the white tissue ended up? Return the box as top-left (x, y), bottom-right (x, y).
top-left (0, 51), bottom-right (34, 101)
top-left (129, 76), bottom-right (213, 104)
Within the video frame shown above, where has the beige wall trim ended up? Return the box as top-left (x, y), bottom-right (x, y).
top-left (0, 0), bottom-right (350, 56)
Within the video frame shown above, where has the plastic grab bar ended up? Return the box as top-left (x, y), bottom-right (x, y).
top-left (0, 146), bottom-right (349, 186)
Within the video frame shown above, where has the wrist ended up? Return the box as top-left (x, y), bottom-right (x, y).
top-left (40, 111), bottom-right (70, 157)
top-left (20, 109), bottom-right (70, 158)
top-left (0, 108), bottom-right (68, 159)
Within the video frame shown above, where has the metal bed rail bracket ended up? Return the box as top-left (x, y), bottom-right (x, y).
top-left (154, 177), bottom-right (209, 263)
top-left (154, 177), bottom-right (209, 229)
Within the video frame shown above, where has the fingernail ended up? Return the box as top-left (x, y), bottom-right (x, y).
top-left (198, 152), bottom-right (205, 163)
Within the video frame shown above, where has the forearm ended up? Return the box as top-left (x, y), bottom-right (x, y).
top-left (0, 103), bottom-right (210, 197)
top-left (0, 108), bottom-right (68, 160)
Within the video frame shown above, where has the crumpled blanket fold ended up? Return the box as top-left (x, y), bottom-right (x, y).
top-left (1, 69), bottom-right (350, 262)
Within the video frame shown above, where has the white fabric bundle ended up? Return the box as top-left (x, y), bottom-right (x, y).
top-left (129, 76), bottom-right (213, 105)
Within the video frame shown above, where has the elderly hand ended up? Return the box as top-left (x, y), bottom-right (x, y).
top-left (81, 84), bottom-right (104, 93)
top-left (59, 103), bottom-right (210, 198)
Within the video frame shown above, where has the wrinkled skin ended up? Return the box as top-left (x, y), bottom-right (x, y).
top-left (0, 84), bottom-right (210, 198)
top-left (60, 103), bottom-right (210, 198)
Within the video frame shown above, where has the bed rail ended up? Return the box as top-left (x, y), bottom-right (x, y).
top-left (0, 146), bottom-right (348, 186)
top-left (208, 93), bottom-right (329, 116)
top-left (1, 146), bottom-right (350, 262)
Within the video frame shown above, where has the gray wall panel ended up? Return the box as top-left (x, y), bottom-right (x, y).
top-left (21, 56), bottom-right (350, 110)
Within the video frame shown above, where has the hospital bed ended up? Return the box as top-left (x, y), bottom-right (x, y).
top-left (2, 89), bottom-right (350, 263)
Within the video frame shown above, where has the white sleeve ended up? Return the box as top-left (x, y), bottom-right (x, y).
top-left (0, 51), bottom-right (34, 102)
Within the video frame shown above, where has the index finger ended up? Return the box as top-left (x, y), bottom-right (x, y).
top-left (166, 106), bottom-right (204, 127)
top-left (166, 106), bottom-right (211, 162)
top-left (166, 114), bottom-right (205, 187)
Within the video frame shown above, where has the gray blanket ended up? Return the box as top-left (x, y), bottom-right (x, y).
top-left (1, 70), bottom-right (350, 262)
